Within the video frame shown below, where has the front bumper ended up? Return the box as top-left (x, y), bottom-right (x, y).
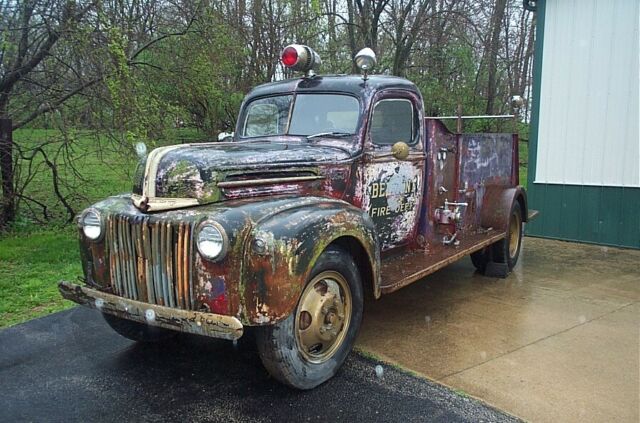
top-left (59, 281), bottom-right (243, 340)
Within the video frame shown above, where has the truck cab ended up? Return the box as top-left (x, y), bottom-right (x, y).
top-left (60, 45), bottom-right (532, 390)
top-left (236, 74), bottom-right (427, 251)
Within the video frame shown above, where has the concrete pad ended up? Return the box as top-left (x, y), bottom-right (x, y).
top-left (442, 303), bottom-right (639, 423)
top-left (357, 237), bottom-right (640, 422)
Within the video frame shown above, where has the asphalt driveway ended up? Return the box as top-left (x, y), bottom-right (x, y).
top-left (0, 307), bottom-right (517, 423)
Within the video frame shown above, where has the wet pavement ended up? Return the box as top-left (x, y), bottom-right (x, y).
top-left (357, 237), bottom-right (640, 423)
top-left (0, 307), bottom-right (518, 423)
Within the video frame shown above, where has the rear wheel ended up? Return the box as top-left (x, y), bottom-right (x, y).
top-left (470, 247), bottom-right (490, 273)
top-left (492, 203), bottom-right (523, 270)
top-left (256, 246), bottom-right (363, 390)
top-left (103, 313), bottom-right (177, 343)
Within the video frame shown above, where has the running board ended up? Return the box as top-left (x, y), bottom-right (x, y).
top-left (380, 231), bottom-right (506, 294)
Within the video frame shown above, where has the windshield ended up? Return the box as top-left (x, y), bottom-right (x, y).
top-left (241, 94), bottom-right (360, 138)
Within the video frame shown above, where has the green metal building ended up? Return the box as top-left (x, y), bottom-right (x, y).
top-left (527, 0), bottom-right (639, 249)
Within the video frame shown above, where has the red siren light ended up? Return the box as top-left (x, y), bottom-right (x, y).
top-left (281, 46), bottom-right (298, 67)
top-left (280, 44), bottom-right (321, 76)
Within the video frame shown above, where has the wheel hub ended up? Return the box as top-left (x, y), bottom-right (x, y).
top-left (508, 211), bottom-right (522, 259)
top-left (295, 271), bottom-right (352, 363)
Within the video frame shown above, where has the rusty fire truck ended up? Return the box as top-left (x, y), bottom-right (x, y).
top-left (60, 45), bottom-right (535, 389)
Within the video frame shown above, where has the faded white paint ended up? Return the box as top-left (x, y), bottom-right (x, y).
top-left (535, 0), bottom-right (639, 187)
top-left (361, 161), bottom-right (422, 249)
top-left (143, 144), bottom-right (191, 197)
top-left (131, 194), bottom-right (198, 212)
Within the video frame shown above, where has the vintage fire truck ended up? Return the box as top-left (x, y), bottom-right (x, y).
top-left (60, 45), bottom-right (534, 389)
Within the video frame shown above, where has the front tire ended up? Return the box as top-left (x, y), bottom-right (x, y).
top-left (256, 246), bottom-right (363, 390)
top-left (103, 313), bottom-right (177, 343)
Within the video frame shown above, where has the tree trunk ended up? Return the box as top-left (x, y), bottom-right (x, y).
top-left (519, 14), bottom-right (536, 96)
top-left (485, 0), bottom-right (507, 115)
top-left (346, 0), bottom-right (358, 72)
top-left (0, 118), bottom-right (15, 228)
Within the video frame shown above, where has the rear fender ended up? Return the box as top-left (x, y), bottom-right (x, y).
top-left (480, 185), bottom-right (528, 231)
top-left (241, 200), bottom-right (380, 325)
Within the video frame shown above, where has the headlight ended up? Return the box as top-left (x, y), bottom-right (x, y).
top-left (197, 222), bottom-right (228, 261)
top-left (81, 209), bottom-right (103, 241)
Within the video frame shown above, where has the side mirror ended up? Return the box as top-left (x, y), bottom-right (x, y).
top-left (391, 141), bottom-right (410, 160)
top-left (135, 142), bottom-right (147, 159)
top-left (218, 131), bottom-right (234, 142)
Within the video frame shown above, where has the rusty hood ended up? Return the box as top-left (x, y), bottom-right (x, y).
top-left (132, 140), bottom-right (353, 211)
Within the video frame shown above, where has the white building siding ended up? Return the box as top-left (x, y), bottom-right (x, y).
top-left (535, 0), bottom-right (639, 187)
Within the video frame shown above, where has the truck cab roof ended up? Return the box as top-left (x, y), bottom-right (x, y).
top-left (244, 75), bottom-right (422, 102)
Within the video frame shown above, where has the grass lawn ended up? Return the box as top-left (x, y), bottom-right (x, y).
top-left (0, 129), bottom-right (529, 329)
top-left (1, 129), bottom-right (137, 327)
top-left (0, 229), bottom-right (79, 328)
top-left (519, 140), bottom-right (529, 188)
top-left (10, 128), bottom-right (205, 224)
top-left (1, 128), bottom-right (205, 328)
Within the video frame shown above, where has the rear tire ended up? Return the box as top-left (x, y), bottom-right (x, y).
top-left (103, 313), bottom-right (177, 343)
top-left (470, 247), bottom-right (490, 273)
top-left (256, 246), bottom-right (363, 390)
top-left (492, 202), bottom-right (523, 270)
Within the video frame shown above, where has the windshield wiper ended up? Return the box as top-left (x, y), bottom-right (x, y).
top-left (306, 131), bottom-right (353, 140)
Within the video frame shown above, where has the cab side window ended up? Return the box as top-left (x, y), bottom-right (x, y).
top-left (370, 99), bottom-right (414, 145)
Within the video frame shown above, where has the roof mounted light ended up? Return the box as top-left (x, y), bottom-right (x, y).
top-left (354, 48), bottom-right (377, 80)
top-left (280, 44), bottom-right (321, 77)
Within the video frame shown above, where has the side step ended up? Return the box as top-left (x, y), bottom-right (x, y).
top-left (379, 231), bottom-right (506, 295)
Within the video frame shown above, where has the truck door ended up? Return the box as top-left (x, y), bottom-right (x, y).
top-left (361, 92), bottom-right (425, 251)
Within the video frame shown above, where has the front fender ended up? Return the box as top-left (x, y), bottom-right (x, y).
top-left (241, 198), bottom-right (380, 325)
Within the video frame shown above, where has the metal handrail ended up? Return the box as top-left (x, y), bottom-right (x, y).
top-left (424, 114), bottom-right (515, 119)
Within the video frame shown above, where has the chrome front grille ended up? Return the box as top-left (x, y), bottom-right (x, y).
top-left (107, 215), bottom-right (195, 310)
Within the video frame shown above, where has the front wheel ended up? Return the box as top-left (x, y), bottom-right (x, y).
top-left (256, 246), bottom-right (363, 390)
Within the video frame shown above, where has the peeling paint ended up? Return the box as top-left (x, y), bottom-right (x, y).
top-left (67, 75), bottom-right (525, 334)
top-left (362, 162), bottom-right (422, 250)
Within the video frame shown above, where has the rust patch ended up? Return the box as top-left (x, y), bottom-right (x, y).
top-left (71, 75), bottom-right (527, 338)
